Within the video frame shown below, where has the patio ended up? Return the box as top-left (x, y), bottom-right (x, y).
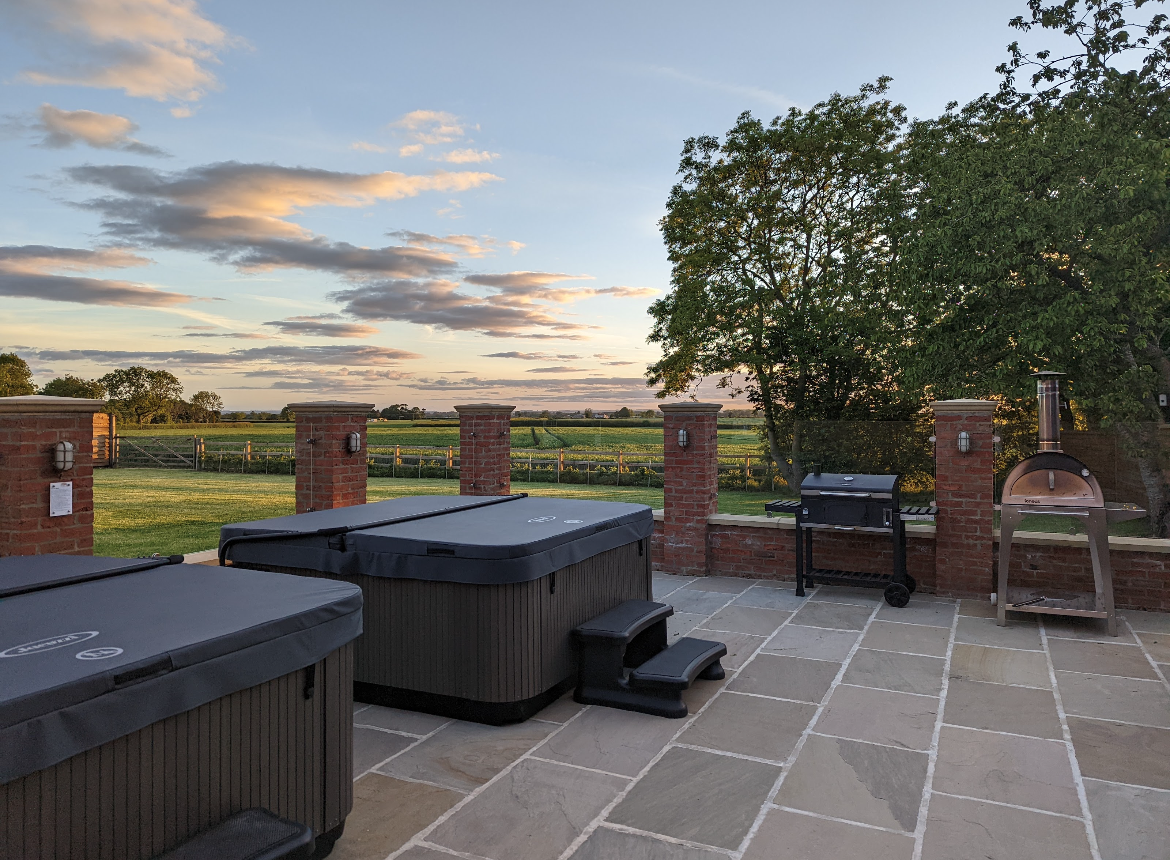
top-left (334, 574), bottom-right (1170, 860)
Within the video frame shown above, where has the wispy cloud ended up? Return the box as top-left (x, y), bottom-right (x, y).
top-left (391, 231), bottom-right (523, 259)
top-left (351, 140), bottom-right (388, 153)
top-left (0, 244), bottom-right (190, 306)
top-left (403, 375), bottom-right (654, 402)
top-left (434, 149), bottom-right (498, 164)
top-left (4, 0), bottom-right (240, 103)
top-left (390, 110), bottom-right (465, 145)
top-left (28, 103), bottom-right (166, 155)
top-left (483, 351), bottom-right (581, 361)
top-left (526, 366), bottom-right (577, 373)
top-left (262, 315), bottom-right (379, 338)
top-left (29, 344), bottom-right (420, 367)
top-left (646, 65), bottom-right (798, 111)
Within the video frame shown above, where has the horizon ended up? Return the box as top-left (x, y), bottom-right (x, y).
top-left (2, 0), bottom-right (1028, 411)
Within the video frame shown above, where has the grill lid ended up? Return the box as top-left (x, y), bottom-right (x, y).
top-left (800, 473), bottom-right (899, 497)
top-left (1001, 451), bottom-right (1103, 508)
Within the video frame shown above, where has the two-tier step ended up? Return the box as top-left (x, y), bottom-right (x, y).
top-left (572, 599), bottom-right (727, 718)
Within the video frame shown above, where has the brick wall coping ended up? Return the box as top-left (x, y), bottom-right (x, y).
top-left (929, 399), bottom-right (998, 415)
top-left (658, 402), bottom-right (723, 414)
top-left (993, 529), bottom-right (1170, 554)
top-left (0, 395), bottom-right (106, 414)
top-left (287, 401), bottom-right (374, 414)
top-left (454, 403), bottom-right (516, 414)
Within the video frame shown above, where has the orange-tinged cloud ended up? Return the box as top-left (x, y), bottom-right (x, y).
top-left (35, 103), bottom-right (165, 154)
top-left (390, 110), bottom-right (464, 145)
top-left (437, 149), bottom-right (498, 164)
top-left (0, 244), bottom-right (189, 306)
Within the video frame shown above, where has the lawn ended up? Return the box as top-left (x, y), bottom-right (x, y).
top-left (93, 468), bottom-right (783, 557)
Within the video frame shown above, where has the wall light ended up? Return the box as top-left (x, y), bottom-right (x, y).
top-left (346, 432), bottom-right (362, 454)
top-left (677, 428), bottom-right (689, 449)
top-left (957, 431), bottom-right (971, 454)
top-left (53, 441), bottom-right (75, 471)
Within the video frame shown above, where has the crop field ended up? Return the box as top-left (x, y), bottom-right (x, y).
top-left (92, 468), bottom-right (787, 557)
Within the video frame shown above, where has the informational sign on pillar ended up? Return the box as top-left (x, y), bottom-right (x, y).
top-left (49, 481), bottom-right (73, 517)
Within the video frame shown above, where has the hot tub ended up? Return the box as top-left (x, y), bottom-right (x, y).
top-left (0, 554), bottom-right (362, 860)
top-left (220, 494), bottom-right (654, 724)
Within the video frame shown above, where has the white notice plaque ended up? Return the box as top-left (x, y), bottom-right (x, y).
top-left (49, 481), bottom-right (73, 517)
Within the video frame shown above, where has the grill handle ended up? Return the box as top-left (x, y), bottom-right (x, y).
top-left (833, 526), bottom-right (856, 530)
top-left (818, 492), bottom-right (873, 498)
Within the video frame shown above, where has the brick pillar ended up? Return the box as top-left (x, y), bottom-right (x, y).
top-left (932, 399), bottom-right (998, 598)
top-left (455, 404), bottom-right (515, 496)
top-left (661, 402), bottom-right (722, 576)
top-left (290, 401), bottom-right (373, 514)
top-left (0, 395), bottom-right (107, 557)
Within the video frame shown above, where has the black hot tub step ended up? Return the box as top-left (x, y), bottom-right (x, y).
top-left (629, 636), bottom-right (728, 691)
top-left (155, 808), bottom-right (316, 860)
top-left (573, 599), bottom-right (673, 644)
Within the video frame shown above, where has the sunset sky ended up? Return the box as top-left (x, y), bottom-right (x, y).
top-left (1, 0), bottom-right (1024, 410)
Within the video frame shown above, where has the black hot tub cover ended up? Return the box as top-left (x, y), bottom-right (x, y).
top-left (219, 495), bottom-right (654, 584)
top-left (0, 559), bottom-right (363, 783)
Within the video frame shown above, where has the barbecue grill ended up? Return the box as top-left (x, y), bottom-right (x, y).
top-left (767, 470), bottom-right (918, 607)
top-left (996, 372), bottom-right (1146, 636)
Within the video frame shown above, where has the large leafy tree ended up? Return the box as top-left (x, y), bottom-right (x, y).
top-left (100, 366), bottom-right (184, 424)
top-left (647, 81), bottom-right (912, 487)
top-left (41, 375), bottom-right (107, 399)
top-left (901, 0), bottom-right (1170, 534)
top-left (0, 353), bottom-right (36, 397)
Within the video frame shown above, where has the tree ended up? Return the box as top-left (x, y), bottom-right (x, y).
top-left (900, 0), bottom-right (1170, 534)
top-left (0, 353), bottom-right (36, 397)
top-left (100, 366), bottom-right (184, 424)
top-left (379, 404), bottom-right (425, 420)
top-left (614, 407), bottom-right (633, 418)
top-left (583, 408), bottom-right (594, 418)
top-left (189, 390), bottom-right (223, 423)
top-left (648, 81), bottom-right (913, 489)
top-left (41, 375), bottom-right (107, 399)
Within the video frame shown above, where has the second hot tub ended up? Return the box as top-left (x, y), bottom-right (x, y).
top-left (219, 494), bottom-right (654, 723)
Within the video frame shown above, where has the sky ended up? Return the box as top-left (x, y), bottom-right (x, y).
top-left (0, 0), bottom-right (1028, 411)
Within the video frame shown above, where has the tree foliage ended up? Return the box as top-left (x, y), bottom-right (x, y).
top-left (189, 390), bottom-right (224, 422)
top-left (0, 353), bottom-right (36, 397)
top-left (648, 81), bottom-right (912, 487)
top-left (100, 366), bottom-right (184, 424)
top-left (41, 375), bottom-right (107, 399)
top-left (900, 0), bottom-right (1170, 533)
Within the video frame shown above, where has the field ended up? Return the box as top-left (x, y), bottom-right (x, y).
top-left (120, 421), bottom-right (765, 457)
top-left (92, 468), bottom-right (781, 557)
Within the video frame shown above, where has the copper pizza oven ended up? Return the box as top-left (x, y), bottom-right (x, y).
top-left (996, 372), bottom-right (1145, 636)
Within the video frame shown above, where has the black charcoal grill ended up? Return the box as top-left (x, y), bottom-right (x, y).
top-left (996, 372), bottom-right (1145, 636)
top-left (767, 471), bottom-right (918, 606)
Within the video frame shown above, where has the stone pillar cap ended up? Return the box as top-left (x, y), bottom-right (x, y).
top-left (930, 399), bottom-right (998, 415)
top-left (658, 402), bottom-right (723, 414)
top-left (286, 401), bottom-right (374, 414)
top-left (454, 403), bottom-right (516, 414)
top-left (0, 395), bottom-right (107, 414)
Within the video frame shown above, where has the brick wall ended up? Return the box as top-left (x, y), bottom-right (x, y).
top-left (0, 396), bottom-right (106, 556)
top-left (932, 400), bottom-right (998, 598)
top-left (455, 404), bottom-right (514, 496)
top-left (661, 403), bottom-right (722, 576)
top-left (290, 402), bottom-right (372, 514)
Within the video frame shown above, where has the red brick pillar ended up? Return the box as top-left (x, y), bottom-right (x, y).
top-left (455, 404), bottom-right (515, 496)
top-left (661, 402), bottom-right (722, 575)
top-left (290, 401), bottom-right (373, 514)
top-left (0, 396), bottom-right (107, 557)
top-left (932, 399), bottom-right (998, 597)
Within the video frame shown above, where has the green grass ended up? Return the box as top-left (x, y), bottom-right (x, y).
top-left (93, 468), bottom-right (783, 557)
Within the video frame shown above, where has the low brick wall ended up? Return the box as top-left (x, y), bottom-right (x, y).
top-left (651, 513), bottom-right (1170, 611)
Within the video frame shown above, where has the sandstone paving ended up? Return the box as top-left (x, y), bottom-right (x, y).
top-left (330, 574), bottom-right (1170, 860)
top-left (842, 648), bottom-right (946, 696)
top-left (1045, 614), bottom-right (1137, 644)
top-left (1134, 631), bottom-right (1170, 663)
top-left (862, 619), bottom-right (951, 657)
top-left (948, 643), bottom-right (1052, 688)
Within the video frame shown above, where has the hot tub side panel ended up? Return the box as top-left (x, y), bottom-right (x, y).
top-left (241, 539), bottom-right (652, 709)
top-left (0, 643), bottom-right (354, 860)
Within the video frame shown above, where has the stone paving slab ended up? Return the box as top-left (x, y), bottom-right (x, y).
top-left (429, 758), bottom-right (626, 860)
top-left (331, 574), bottom-right (1170, 860)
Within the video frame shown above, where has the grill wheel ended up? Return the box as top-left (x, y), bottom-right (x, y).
top-left (883, 583), bottom-right (911, 608)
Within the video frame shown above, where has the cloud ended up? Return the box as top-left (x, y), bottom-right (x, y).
top-left (461, 272), bottom-right (655, 305)
top-left (0, 244), bottom-right (190, 306)
top-left (482, 352), bottom-right (582, 361)
top-left (391, 231), bottom-right (524, 259)
top-left (182, 331), bottom-right (274, 340)
top-left (33, 103), bottom-right (166, 155)
top-left (435, 149), bottom-right (498, 164)
top-left (5, 0), bottom-right (239, 102)
top-left (329, 278), bottom-right (594, 338)
top-left (68, 161), bottom-right (498, 274)
top-left (526, 366), bottom-right (577, 373)
top-left (351, 140), bottom-right (388, 153)
top-left (403, 375), bottom-right (655, 402)
top-left (390, 110), bottom-right (465, 145)
top-left (262, 315), bottom-right (379, 338)
top-left (646, 65), bottom-right (797, 111)
top-left (29, 344), bottom-right (420, 367)
top-left (398, 143), bottom-right (424, 158)
top-left (602, 360), bottom-right (636, 366)
top-left (170, 105), bottom-right (193, 118)
top-left (181, 324), bottom-right (215, 330)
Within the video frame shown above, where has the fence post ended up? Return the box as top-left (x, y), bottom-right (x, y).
top-left (618, 451), bottom-right (623, 486)
top-left (558, 449), bottom-right (563, 483)
top-left (244, 440), bottom-right (251, 463)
